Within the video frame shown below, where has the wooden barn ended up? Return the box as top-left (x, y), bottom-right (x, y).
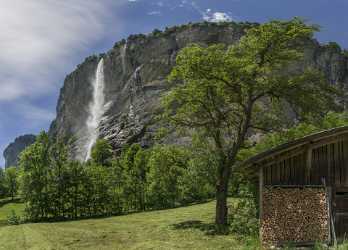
top-left (245, 126), bottom-right (348, 247)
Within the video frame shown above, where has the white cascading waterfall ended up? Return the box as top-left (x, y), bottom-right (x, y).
top-left (84, 58), bottom-right (106, 161)
top-left (121, 41), bottom-right (127, 73)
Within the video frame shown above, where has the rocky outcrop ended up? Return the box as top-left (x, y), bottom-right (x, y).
top-left (3, 134), bottom-right (36, 168)
top-left (49, 22), bottom-right (348, 160)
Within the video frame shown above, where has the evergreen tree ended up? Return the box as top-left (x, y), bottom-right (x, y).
top-left (91, 139), bottom-right (113, 167)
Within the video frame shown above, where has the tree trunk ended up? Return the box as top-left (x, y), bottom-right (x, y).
top-left (215, 174), bottom-right (229, 226)
top-left (215, 155), bottom-right (231, 228)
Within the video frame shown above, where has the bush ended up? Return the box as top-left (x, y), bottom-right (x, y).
top-left (229, 198), bottom-right (259, 236)
top-left (7, 210), bottom-right (21, 225)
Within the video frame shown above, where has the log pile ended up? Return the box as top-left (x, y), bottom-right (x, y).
top-left (261, 187), bottom-right (329, 246)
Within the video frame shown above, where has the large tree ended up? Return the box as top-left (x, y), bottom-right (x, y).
top-left (4, 167), bottom-right (18, 200)
top-left (162, 18), bottom-right (339, 227)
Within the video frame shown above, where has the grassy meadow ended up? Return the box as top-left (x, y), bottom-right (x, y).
top-left (0, 200), bottom-right (259, 250)
top-left (0, 198), bottom-right (24, 227)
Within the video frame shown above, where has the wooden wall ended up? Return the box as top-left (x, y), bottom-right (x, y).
top-left (262, 139), bottom-right (348, 187)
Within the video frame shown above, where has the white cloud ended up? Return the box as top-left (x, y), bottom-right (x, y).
top-left (203, 11), bottom-right (233, 22)
top-left (182, 1), bottom-right (233, 23)
top-left (0, 0), bottom-right (122, 102)
top-left (148, 11), bottom-right (162, 16)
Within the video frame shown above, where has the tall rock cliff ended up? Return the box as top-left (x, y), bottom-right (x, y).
top-left (49, 22), bottom-right (348, 160)
top-left (3, 134), bottom-right (36, 168)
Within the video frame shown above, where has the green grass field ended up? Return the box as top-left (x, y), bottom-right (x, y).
top-left (0, 200), bottom-right (260, 250)
top-left (0, 200), bottom-right (25, 227)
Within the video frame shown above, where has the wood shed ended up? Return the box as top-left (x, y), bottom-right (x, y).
top-left (244, 126), bottom-right (348, 247)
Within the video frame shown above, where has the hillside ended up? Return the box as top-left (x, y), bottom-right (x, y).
top-left (0, 200), bottom-right (259, 250)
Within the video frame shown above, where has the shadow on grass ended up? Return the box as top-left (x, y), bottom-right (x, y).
top-left (0, 220), bottom-right (7, 227)
top-left (172, 220), bottom-right (221, 235)
top-left (0, 198), bottom-right (22, 208)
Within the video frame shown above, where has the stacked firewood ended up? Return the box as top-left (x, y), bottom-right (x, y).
top-left (261, 187), bottom-right (329, 246)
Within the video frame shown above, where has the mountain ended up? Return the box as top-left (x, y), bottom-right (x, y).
top-left (45, 21), bottom-right (348, 160)
top-left (3, 134), bottom-right (36, 168)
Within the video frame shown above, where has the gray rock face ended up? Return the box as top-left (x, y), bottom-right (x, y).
top-left (49, 22), bottom-right (348, 159)
top-left (3, 134), bottom-right (36, 168)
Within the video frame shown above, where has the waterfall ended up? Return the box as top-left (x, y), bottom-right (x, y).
top-left (84, 58), bottom-right (105, 161)
top-left (121, 41), bottom-right (128, 73)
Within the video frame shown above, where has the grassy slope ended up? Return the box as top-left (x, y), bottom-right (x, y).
top-left (0, 201), bottom-right (25, 227)
top-left (0, 202), bottom-right (25, 220)
top-left (0, 200), bottom-right (259, 250)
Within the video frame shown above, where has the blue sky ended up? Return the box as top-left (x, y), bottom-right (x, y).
top-left (1, 0), bottom-right (348, 166)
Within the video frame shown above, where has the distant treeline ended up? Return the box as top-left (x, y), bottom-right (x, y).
top-left (15, 132), bottom-right (216, 221)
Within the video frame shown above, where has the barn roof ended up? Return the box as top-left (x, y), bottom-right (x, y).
top-left (244, 126), bottom-right (348, 166)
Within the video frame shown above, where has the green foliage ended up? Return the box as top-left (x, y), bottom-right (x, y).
top-left (118, 144), bottom-right (147, 211)
top-left (91, 139), bottom-right (113, 166)
top-left (19, 132), bottom-right (118, 221)
top-left (152, 28), bottom-right (162, 37)
top-left (146, 145), bottom-right (188, 208)
top-left (162, 18), bottom-right (338, 226)
top-left (3, 167), bottom-right (18, 200)
top-left (7, 210), bottom-right (21, 225)
top-left (229, 185), bottom-right (259, 236)
top-left (0, 168), bottom-right (7, 198)
top-left (85, 163), bottom-right (111, 216)
top-left (18, 131), bottom-right (215, 221)
top-left (324, 42), bottom-right (342, 52)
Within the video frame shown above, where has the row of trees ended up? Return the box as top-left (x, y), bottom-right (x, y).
top-left (17, 133), bottom-right (216, 221)
top-left (16, 111), bottom-right (347, 223)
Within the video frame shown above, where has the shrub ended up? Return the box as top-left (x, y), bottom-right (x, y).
top-left (7, 210), bottom-right (21, 225)
top-left (229, 198), bottom-right (259, 236)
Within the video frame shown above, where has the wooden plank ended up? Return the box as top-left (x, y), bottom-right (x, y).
top-left (261, 147), bottom-right (306, 168)
top-left (306, 147), bottom-right (312, 184)
top-left (294, 155), bottom-right (299, 185)
top-left (335, 142), bottom-right (341, 186)
top-left (294, 155), bottom-right (300, 185)
top-left (282, 160), bottom-right (286, 184)
top-left (323, 145), bottom-right (329, 184)
top-left (264, 185), bottom-right (325, 188)
top-left (270, 165), bottom-right (273, 185)
top-left (299, 153), bottom-right (304, 185)
top-left (318, 147), bottom-right (323, 184)
top-left (259, 166), bottom-right (263, 243)
top-left (328, 143), bottom-right (332, 186)
top-left (310, 136), bottom-right (346, 150)
top-left (312, 148), bottom-right (318, 185)
top-left (335, 187), bottom-right (348, 192)
top-left (343, 141), bottom-right (348, 186)
top-left (326, 186), bottom-right (334, 246)
top-left (278, 161), bottom-right (282, 185)
top-left (338, 141), bottom-right (342, 186)
top-left (340, 141), bottom-right (344, 185)
top-left (263, 167), bottom-right (268, 186)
